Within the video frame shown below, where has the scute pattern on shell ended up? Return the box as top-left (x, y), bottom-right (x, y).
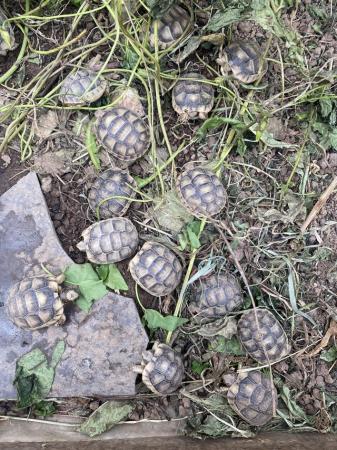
top-left (129, 242), bottom-right (182, 296)
top-left (59, 69), bottom-right (107, 105)
top-left (6, 277), bottom-right (64, 330)
top-left (149, 4), bottom-right (190, 50)
top-left (192, 273), bottom-right (243, 317)
top-left (227, 370), bottom-right (277, 426)
top-left (88, 168), bottom-right (136, 219)
top-left (172, 73), bottom-right (214, 119)
top-left (238, 309), bottom-right (290, 364)
top-left (78, 218), bottom-right (139, 264)
top-left (177, 166), bottom-right (227, 217)
top-left (226, 41), bottom-right (263, 84)
top-left (142, 343), bottom-right (184, 394)
top-left (96, 107), bottom-right (149, 162)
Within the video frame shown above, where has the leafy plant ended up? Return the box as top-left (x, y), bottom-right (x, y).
top-left (64, 263), bottom-right (107, 312)
top-left (79, 401), bottom-right (133, 437)
top-left (209, 336), bottom-right (245, 355)
top-left (85, 123), bottom-right (101, 170)
top-left (178, 220), bottom-right (202, 251)
top-left (96, 264), bottom-right (128, 292)
top-left (14, 341), bottom-right (65, 415)
top-left (320, 346), bottom-right (337, 363)
top-left (191, 360), bottom-right (210, 375)
top-left (143, 309), bottom-right (188, 331)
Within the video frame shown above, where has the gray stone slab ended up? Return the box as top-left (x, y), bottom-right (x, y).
top-left (0, 172), bottom-right (148, 399)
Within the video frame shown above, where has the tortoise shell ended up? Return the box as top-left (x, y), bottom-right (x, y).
top-left (0, 8), bottom-right (16, 55)
top-left (96, 107), bottom-right (149, 162)
top-left (88, 168), bottom-right (136, 219)
top-left (77, 218), bottom-right (139, 264)
top-left (172, 73), bottom-right (214, 120)
top-left (6, 277), bottom-right (65, 330)
top-left (227, 370), bottom-right (277, 426)
top-left (129, 241), bottom-right (182, 296)
top-left (149, 4), bottom-right (191, 50)
top-left (137, 342), bottom-right (184, 395)
top-left (177, 165), bottom-right (227, 218)
top-left (238, 309), bottom-right (290, 364)
top-left (226, 41), bottom-right (265, 84)
top-left (59, 69), bottom-right (107, 106)
top-left (192, 273), bottom-right (243, 318)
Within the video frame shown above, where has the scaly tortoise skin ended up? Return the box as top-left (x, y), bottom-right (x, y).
top-left (226, 41), bottom-right (265, 84)
top-left (6, 277), bottom-right (66, 330)
top-left (191, 273), bottom-right (243, 318)
top-left (227, 370), bottom-right (278, 426)
top-left (0, 7), bottom-right (16, 55)
top-left (172, 73), bottom-right (214, 120)
top-left (96, 107), bottom-right (149, 162)
top-left (149, 4), bottom-right (191, 50)
top-left (129, 241), bottom-right (182, 296)
top-left (59, 69), bottom-right (107, 106)
top-left (177, 165), bottom-right (227, 218)
top-left (88, 168), bottom-right (136, 219)
top-left (134, 342), bottom-right (184, 395)
top-left (238, 309), bottom-right (290, 364)
top-left (77, 218), bottom-right (139, 264)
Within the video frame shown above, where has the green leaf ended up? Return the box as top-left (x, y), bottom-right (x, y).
top-left (197, 116), bottom-right (244, 140)
top-left (320, 98), bottom-right (333, 117)
top-left (191, 360), bottom-right (210, 375)
top-left (97, 264), bottom-right (128, 291)
top-left (0, 28), bottom-right (12, 48)
top-left (33, 401), bottom-right (56, 417)
top-left (320, 346), bottom-right (337, 362)
top-left (64, 263), bottom-right (108, 312)
top-left (14, 342), bottom-right (65, 410)
top-left (79, 401), bottom-right (133, 437)
top-left (143, 309), bottom-right (188, 332)
top-left (186, 226), bottom-right (200, 250)
top-left (279, 384), bottom-right (309, 422)
top-left (209, 336), bottom-right (245, 355)
top-left (85, 123), bottom-right (100, 170)
top-left (207, 6), bottom-right (247, 32)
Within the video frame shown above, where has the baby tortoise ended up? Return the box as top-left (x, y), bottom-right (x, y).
top-left (134, 342), bottom-right (184, 395)
top-left (218, 41), bottom-right (266, 84)
top-left (191, 273), bottom-right (243, 318)
top-left (88, 168), bottom-right (137, 219)
top-left (172, 73), bottom-right (214, 121)
top-left (227, 370), bottom-right (278, 426)
top-left (238, 308), bottom-right (290, 364)
top-left (6, 275), bottom-right (78, 330)
top-left (0, 8), bottom-right (16, 55)
top-left (59, 69), bottom-right (107, 106)
top-left (96, 107), bottom-right (149, 162)
top-left (129, 241), bottom-right (182, 297)
top-left (149, 4), bottom-right (191, 50)
top-left (77, 218), bottom-right (139, 264)
top-left (177, 165), bottom-right (227, 218)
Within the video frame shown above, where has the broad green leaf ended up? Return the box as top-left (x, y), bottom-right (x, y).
top-left (186, 226), bottom-right (200, 250)
top-left (64, 263), bottom-right (108, 312)
top-left (14, 342), bottom-right (65, 410)
top-left (279, 384), bottom-right (308, 422)
top-left (143, 309), bottom-right (188, 331)
top-left (197, 116), bottom-right (244, 140)
top-left (209, 336), bottom-right (245, 355)
top-left (320, 346), bottom-right (337, 362)
top-left (0, 28), bottom-right (12, 47)
top-left (191, 360), bottom-right (210, 375)
top-left (79, 401), bottom-right (133, 437)
top-left (97, 264), bottom-right (128, 291)
top-left (85, 124), bottom-right (100, 170)
top-left (320, 98), bottom-right (333, 117)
